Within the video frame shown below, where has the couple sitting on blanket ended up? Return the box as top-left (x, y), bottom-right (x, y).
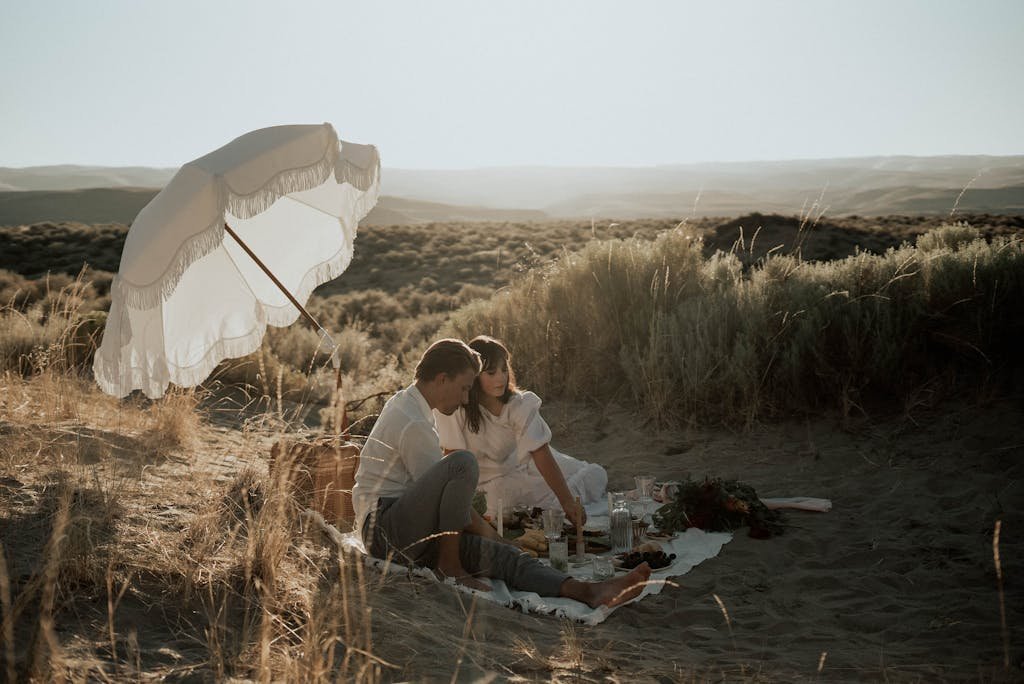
top-left (352, 336), bottom-right (651, 607)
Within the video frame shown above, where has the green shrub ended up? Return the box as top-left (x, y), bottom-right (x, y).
top-left (447, 224), bottom-right (1024, 426)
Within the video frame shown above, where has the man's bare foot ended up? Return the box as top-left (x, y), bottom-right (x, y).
top-left (435, 566), bottom-right (491, 592)
top-left (561, 563), bottom-right (652, 608)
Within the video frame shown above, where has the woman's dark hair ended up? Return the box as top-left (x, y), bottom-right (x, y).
top-left (415, 338), bottom-right (481, 381)
top-left (464, 335), bottom-right (517, 433)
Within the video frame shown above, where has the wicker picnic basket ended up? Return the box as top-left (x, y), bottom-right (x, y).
top-left (269, 436), bottom-right (360, 530)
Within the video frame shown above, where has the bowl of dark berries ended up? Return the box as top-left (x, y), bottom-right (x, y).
top-left (614, 541), bottom-right (676, 570)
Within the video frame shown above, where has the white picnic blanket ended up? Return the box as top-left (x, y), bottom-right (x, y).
top-left (321, 517), bottom-right (730, 626)
top-left (310, 495), bottom-right (829, 625)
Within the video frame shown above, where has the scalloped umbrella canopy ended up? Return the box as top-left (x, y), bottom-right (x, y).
top-left (93, 122), bottom-right (380, 398)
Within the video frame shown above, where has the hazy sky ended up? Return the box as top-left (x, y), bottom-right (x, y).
top-left (1, 0), bottom-right (1021, 169)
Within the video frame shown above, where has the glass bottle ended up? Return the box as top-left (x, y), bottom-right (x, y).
top-left (610, 492), bottom-right (633, 554)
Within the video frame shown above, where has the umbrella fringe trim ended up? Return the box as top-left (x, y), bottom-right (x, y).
top-left (110, 146), bottom-right (379, 313)
top-left (223, 146), bottom-right (337, 221)
top-left (220, 139), bottom-right (380, 220)
top-left (94, 324), bottom-right (269, 399)
top-left (110, 223), bottom-right (227, 311)
top-left (265, 232), bottom-right (358, 328)
top-left (334, 153), bottom-right (381, 193)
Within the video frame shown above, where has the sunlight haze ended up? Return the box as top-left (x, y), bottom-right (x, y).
top-left (1, 0), bottom-right (1021, 169)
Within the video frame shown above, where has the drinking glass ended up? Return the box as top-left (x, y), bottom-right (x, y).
top-left (635, 474), bottom-right (656, 520)
top-left (634, 475), bottom-right (656, 502)
top-left (541, 508), bottom-right (565, 543)
top-left (592, 555), bottom-right (615, 580)
top-left (628, 500), bottom-right (648, 542)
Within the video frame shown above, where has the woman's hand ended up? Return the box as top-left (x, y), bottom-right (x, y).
top-left (564, 501), bottom-right (588, 531)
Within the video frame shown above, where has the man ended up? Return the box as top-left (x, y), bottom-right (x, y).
top-left (352, 338), bottom-right (650, 607)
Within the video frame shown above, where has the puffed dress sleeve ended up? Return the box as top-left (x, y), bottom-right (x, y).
top-left (434, 407), bottom-right (468, 451)
top-left (508, 391), bottom-right (552, 453)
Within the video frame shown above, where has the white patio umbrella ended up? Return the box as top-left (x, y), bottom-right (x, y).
top-left (93, 122), bottom-right (380, 399)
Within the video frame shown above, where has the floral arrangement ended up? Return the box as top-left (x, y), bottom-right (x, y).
top-left (653, 477), bottom-right (784, 539)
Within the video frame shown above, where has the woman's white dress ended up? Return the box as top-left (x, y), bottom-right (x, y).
top-left (434, 391), bottom-right (607, 516)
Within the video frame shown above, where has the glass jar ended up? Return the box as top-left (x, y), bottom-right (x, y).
top-left (610, 493), bottom-right (633, 554)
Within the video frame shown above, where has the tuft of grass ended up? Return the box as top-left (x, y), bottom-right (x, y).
top-left (0, 268), bottom-right (107, 377)
top-left (142, 387), bottom-right (204, 457)
top-left (177, 447), bottom-right (386, 681)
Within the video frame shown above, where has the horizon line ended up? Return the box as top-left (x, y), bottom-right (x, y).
top-left (3, 151), bottom-right (1024, 174)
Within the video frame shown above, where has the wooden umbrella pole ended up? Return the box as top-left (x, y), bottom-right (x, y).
top-left (223, 222), bottom-right (320, 331)
top-left (224, 222), bottom-right (348, 435)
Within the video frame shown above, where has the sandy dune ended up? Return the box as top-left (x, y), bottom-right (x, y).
top-left (2, 389), bottom-right (1020, 680)
top-left (329, 398), bottom-right (1024, 680)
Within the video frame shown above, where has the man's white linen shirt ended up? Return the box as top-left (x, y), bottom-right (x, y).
top-left (351, 383), bottom-right (445, 537)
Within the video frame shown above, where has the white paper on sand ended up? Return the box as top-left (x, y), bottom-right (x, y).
top-left (335, 524), bottom-right (731, 626)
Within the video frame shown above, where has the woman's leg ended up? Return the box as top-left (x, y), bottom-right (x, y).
top-left (552, 449), bottom-right (608, 505)
top-left (491, 452), bottom-right (608, 512)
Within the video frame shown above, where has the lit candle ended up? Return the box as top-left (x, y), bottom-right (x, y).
top-left (575, 496), bottom-right (585, 561)
top-left (497, 497), bottom-right (503, 537)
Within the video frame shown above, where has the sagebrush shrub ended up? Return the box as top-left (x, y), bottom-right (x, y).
top-left (448, 224), bottom-right (1024, 426)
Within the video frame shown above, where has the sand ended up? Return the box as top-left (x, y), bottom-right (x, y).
top-left (3, 395), bottom-right (1022, 681)
top-left (354, 397), bottom-right (1024, 681)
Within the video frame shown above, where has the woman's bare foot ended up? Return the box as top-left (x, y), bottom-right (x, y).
top-left (560, 562), bottom-right (652, 608)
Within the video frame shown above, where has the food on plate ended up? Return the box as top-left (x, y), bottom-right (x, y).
top-left (617, 549), bottom-right (676, 570)
top-left (515, 528), bottom-right (548, 553)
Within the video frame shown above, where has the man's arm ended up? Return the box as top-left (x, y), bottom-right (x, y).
top-left (398, 420), bottom-right (446, 481)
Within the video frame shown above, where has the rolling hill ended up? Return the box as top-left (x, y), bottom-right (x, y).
top-left (1, 155), bottom-right (1022, 225)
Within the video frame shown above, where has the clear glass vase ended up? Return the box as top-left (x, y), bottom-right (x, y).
top-left (610, 492), bottom-right (633, 554)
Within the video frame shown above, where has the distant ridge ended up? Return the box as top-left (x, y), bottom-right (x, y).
top-left (0, 165), bottom-right (176, 192)
top-left (0, 188), bottom-right (158, 225)
top-left (1, 155), bottom-right (1022, 223)
top-left (0, 190), bottom-right (548, 227)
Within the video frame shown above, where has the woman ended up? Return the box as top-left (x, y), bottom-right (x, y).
top-left (435, 336), bottom-right (607, 529)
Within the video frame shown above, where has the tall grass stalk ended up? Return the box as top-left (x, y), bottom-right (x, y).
top-left (182, 445), bottom-right (387, 681)
top-left (0, 545), bottom-right (15, 683)
top-left (30, 486), bottom-right (71, 681)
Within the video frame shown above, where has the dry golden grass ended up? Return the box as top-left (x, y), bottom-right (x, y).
top-left (1, 215), bottom-right (1021, 679)
top-left (1, 366), bottom-right (1020, 679)
top-left (0, 368), bottom-right (396, 679)
top-left (2, 214), bottom-right (1021, 425)
top-left (449, 223), bottom-right (1024, 427)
